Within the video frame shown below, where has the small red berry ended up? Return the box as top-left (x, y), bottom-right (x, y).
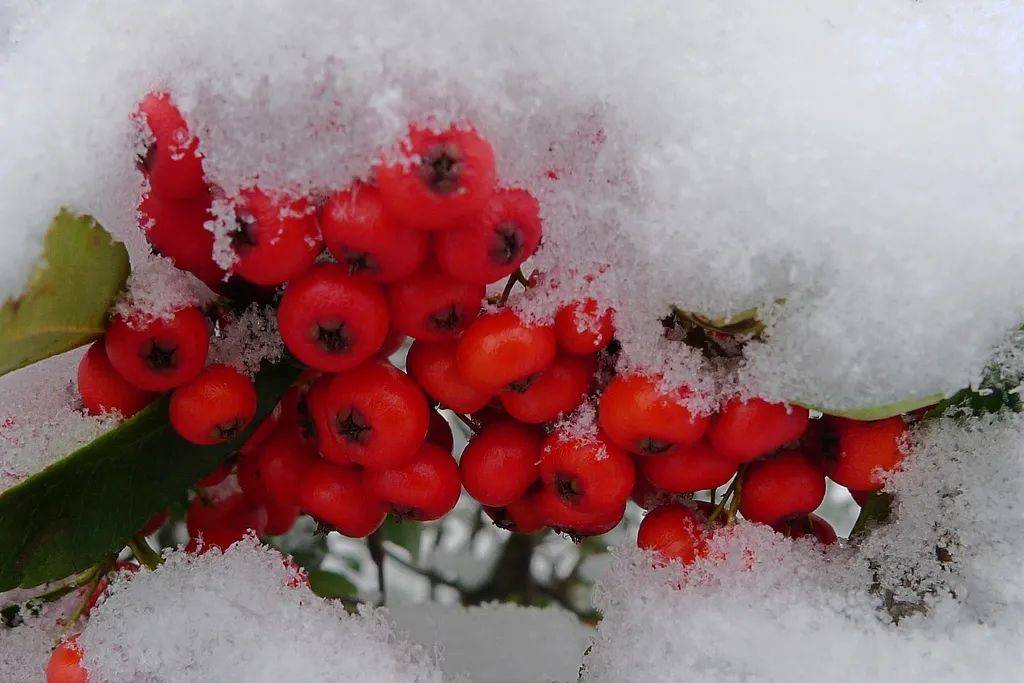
top-left (637, 503), bottom-right (711, 566)
top-left (263, 501), bottom-right (301, 536)
top-left (459, 420), bottom-right (541, 507)
top-left (639, 440), bottom-right (737, 493)
top-left (554, 299), bottom-right (615, 355)
top-left (186, 492), bottom-right (268, 550)
top-left (229, 188), bottom-right (321, 286)
top-left (374, 326), bottom-right (407, 360)
top-left (597, 374), bottom-right (709, 456)
top-left (376, 124), bottom-right (496, 230)
top-left (136, 92), bottom-right (206, 200)
top-left (535, 485), bottom-right (625, 539)
top-left (308, 361), bottom-right (428, 470)
top-left (434, 187), bottom-right (542, 285)
top-left (77, 341), bottom-right (157, 418)
top-left (138, 191), bottom-right (224, 287)
top-left (498, 352), bottom-right (594, 424)
top-left (538, 431), bottom-right (635, 513)
top-left (277, 263), bottom-right (389, 372)
top-left (406, 340), bottom-right (493, 413)
top-left (239, 411), bottom-right (281, 457)
top-left (237, 450), bottom-right (271, 505)
top-left (46, 635), bottom-right (89, 683)
top-left (630, 472), bottom-right (682, 511)
top-left (300, 460), bottom-right (387, 537)
top-left (105, 306), bottom-right (209, 392)
top-left (708, 398), bottom-right (810, 463)
top-left (321, 183), bottom-right (428, 282)
top-left (425, 409), bottom-right (454, 452)
top-left (484, 491), bottom-right (546, 534)
top-left (822, 417), bottom-right (907, 491)
top-left (739, 449), bottom-right (826, 524)
top-left (275, 383), bottom-right (319, 449)
top-left (170, 365), bottom-right (257, 445)
top-left (455, 310), bottom-right (557, 392)
top-left (387, 263), bottom-right (484, 342)
top-left (771, 514), bottom-right (837, 545)
top-left (256, 431), bottom-right (317, 507)
top-left (363, 443), bottom-right (462, 521)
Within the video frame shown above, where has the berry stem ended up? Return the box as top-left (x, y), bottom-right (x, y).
top-left (128, 534), bottom-right (163, 571)
top-left (367, 528), bottom-right (386, 605)
top-left (61, 555), bottom-right (116, 634)
top-left (452, 412), bottom-right (480, 434)
top-left (1, 565), bottom-right (102, 625)
top-left (726, 465), bottom-right (747, 525)
top-left (707, 476), bottom-right (738, 525)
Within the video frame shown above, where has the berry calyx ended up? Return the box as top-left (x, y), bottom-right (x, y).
top-left (498, 352), bottom-right (594, 424)
top-left (105, 306), bottom-right (210, 392)
top-left (771, 514), bottom-right (838, 545)
top-left (822, 417), bottom-right (907, 491)
top-left (406, 340), bottom-right (493, 414)
top-left (553, 299), bottom-right (615, 355)
top-left (169, 365), bottom-right (257, 445)
top-left (46, 634), bottom-right (88, 683)
top-left (299, 460), bottom-right (387, 537)
top-left (534, 485), bottom-right (625, 539)
top-left (136, 92), bottom-right (206, 200)
top-left (77, 340), bottom-right (157, 418)
top-left (597, 373), bottom-right (709, 456)
top-left (455, 309), bottom-right (557, 392)
top-left (460, 420), bottom-right (541, 507)
top-left (387, 263), bottom-right (484, 341)
top-left (739, 449), bottom-right (826, 524)
top-left (708, 397), bottom-right (810, 463)
top-left (639, 440), bottom-right (737, 493)
top-left (229, 188), bottom-right (322, 285)
top-left (363, 443), bottom-right (462, 521)
top-left (538, 431), bottom-right (635, 513)
top-left (637, 503), bottom-right (711, 566)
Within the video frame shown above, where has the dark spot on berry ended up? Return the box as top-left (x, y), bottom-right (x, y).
top-left (136, 142), bottom-right (157, 174)
top-left (488, 222), bottom-right (524, 265)
top-left (212, 418), bottom-right (244, 442)
top-left (554, 473), bottom-right (583, 504)
top-left (637, 437), bottom-right (674, 455)
top-left (312, 321), bottom-right (353, 354)
top-left (343, 249), bottom-right (379, 276)
top-left (296, 392), bottom-right (316, 441)
top-left (139, 339), bottom-right (178, 373)
top-left (335, 407), bottom-right (371, 444)
top-left (428, 305), bottom-right (463, 332)
top-left (507, 373), bottom-right (539, 394)
top-left (390, 505), bottom-right (420, 520)
top-left (230, 210), bottom-right (259, 253)
top-left (419, 142), bottom-right (462, 195)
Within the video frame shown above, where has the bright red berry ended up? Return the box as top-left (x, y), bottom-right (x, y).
top-left (708, 397), bottom-right (810, 463)
top-left (425, 409), bottom-right (454, 452)
top-left (236, 450), bottom-right (271, 505)
top-left (186, 492), bottom-right (268, 550)
top-left (484, 490), bottom-right (546, 534)
top-left (460, 420), bottom-right (541, 507)
top-left (597, 374), bottom-right (709, 456)
top-left (535, 485), bottom-right (625, 539)
top-left (376, 124), bottom-right (496, 231)
top-left (387, 263), bottom-right (484, 342)
top-left (630, 472), bottom-right (682, 511)
top-left (822, 417), bottom-right (907, 491)
top-left (538, 432), bottom-right (635, 513)
top-left (275, 383), bottom-right (319, 449)
top-left (363, 443), bottom-right (462, 521)
top-left (138, 191), bottom-right (224, 287)
top-left (455, 310), bottom-right (557, 392)
top-left (229, 188), bottom-right (321, 285)
top-left (170, 365), bottom-right (257, 445)
top-left (263, 501), bottom-right (301, 536)
top-left (434, 187), bottom-right (542, 285)
top-left (637, 503), bottom-right (711, 566)
top-left (639, 440), bottom-right (737, 493)
top-left (771, 513), bottom-right (837, 545)
top-left (105, 306), bottom-right (209, 392)
top-left (47, 635), bottom-right (88, 683)
top-left (406, 340), bottom-right (493, 413)
top-left (77, 340), bottom-right (157, 418)
top-left (498, 353), bottom-right (594, 424)
top-left (374, 325), bottom-right (407, 360)
top-left (239, 411), bottom-right (281, 457)
top-left (277, 263), bottom-right (389, 372)
top-left (739, 449), bottom-right (826, 524)
top-left (300, 460), bottom-right (387, 537)
top-left (308, 361), bottom-right (428, 470)
top-left (256, 431), bottom-right (317, 507)
top-left (553, 299), bottom-right (615, 355)
top-left (321, 183), bottom-right (428, 282)
top-left (136, 92), bottom-right (206, 200)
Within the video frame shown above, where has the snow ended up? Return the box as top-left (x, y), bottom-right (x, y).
top-left (208, 303), bottom-right (283, 377)
top-left (112, 254), bottom-right (212, 324)
top-left (0, 587), bottom-right (76, 681)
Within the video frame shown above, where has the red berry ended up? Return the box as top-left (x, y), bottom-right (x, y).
top-left (263, 501), bottom-right (301, 536)
top-left (460, 420), bottom-right (541, 507)
top-left (598, 374), bottom-right (709, 456)
top-left (277, 263), bottom-right (389, 372)
top-left (425, 409), bottom-right (454, 452)
top-left (105, 307), bottom-right (209, 392)
top-left (256, 431), bottom-right (317, 507)
top-left (406, 340), bottom-right (493, 413)
top-left (771, 514), bottom-right (837, 545)
top-left (236, 451), bottom-right (271, 505)
top-left (321, 183), bottom-right (428, 282)
top-left (498, 353), bottom-right (594, 424)
top-left (554, 299), bottom-right (615, 355)
top-left (239, 411), bottom-right (281, 457)
top-left (639, 440), bottom-right (737, 493)
top-left (434, 187), bottom-right (542, 285)
top-left (849, 488), bottom-right (870, 506)
top-left (46, 635), bottom-right (89, 683)
top-left (535, 485), bottom-right (625, 539)
top-left (136, 92), bottom-right (206, 200)
top-left (299, 460), bottom-right (387, 537)
top-left (637, 503), bottom-right (711, 566)
top-left (170, 365), bottom-right (257, 445)
top-left (186, 492), bottom-right (268, 550)
top-left (77, 341), bottom-right (156, 418)
top-left (138, 191), bottom-right (224, 286)
top-left (455, 310), bottom-right (557, 392)
top-left (387, 263), bottom-right (484, 342)
top-left (308, 361), bottom-right (428, 470)
top-left (275, 383), bottom-right (319, 449)
top-left (363, 443), bottom-right (462, 521)
top-left (630, 472), bottom-right (682, 511)
top-left (374, 326), bottom-right (407, 360)
top-left (708, 398), bottom-right (810, 463)
top-left (823, 417), bottom-right (907, 491)
top-left (739, 450), bottom-right (826, 524)
top-left (538, 432), bottom-right (635, 513)
top-left (376, 124), bottom-right (496, 231)
top-left (229, 188), bottom-right (321, 285)
top-left (484, 491), bottom-right (546, 534)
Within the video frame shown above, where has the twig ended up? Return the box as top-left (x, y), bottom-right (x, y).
top-left (452, 412), bottom-right (480, 434)
top-left (128, 534), bottom-right (162, 570)
top-left (367, 529), bottom-right (386, 605)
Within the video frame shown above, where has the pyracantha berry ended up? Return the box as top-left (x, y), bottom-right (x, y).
top-left (136, 92), bottom-right (207, 200)
top-left (105, 306), bottom-right (209, 392)
top-left (263, 501), bottom-right (301, 536)
top-left (363, 443), bottom-right (462, 521)
top-left (139, 191), bottom-right (224, 287)
top-left (321, 183), bottom-right (429, 282)
top-left (239, 411), bottom-right (281, 457)
top-left (376, 124), bottom-right (496, 231)
top-left (597, 373), bottom-right (709, 456)
top-left (277, 263), bottom-right (389, 372)
top-left (299, 460), bottom-right (387, 538)
top-left (553, 299), bottom-right (615, 355)
top-left (186, 492), bottom-right (268, 551)
top-left (236, 450), bottom-right (271, 505)
top-left (434, 187), bottom-right (542, 285)
top-left (170, 364), bottom-right (257, 445)
top-left (425, 409), bottom-right (455, 452)
top-left (46, 634), bottom-right (89, 683)
top-left (406, 340), bottom-right (493, 414)
top-left (630, 472), bottom-right (683, 511)
top-left (538, 431), bottom-right (635, 513)
top-left (256, 430), bottom-right (317, 507)
top-left (771, 513), bottom-right (837, 545)
top-left (822, 417), bottom-right (907, 491)
top-left (275, 383), bottom-right (319, 449)
top-left (77, 340), bottom-right (157, 418)
top-left (308, 361), bottom-right (428, 470)
top-left (498, 352), bottom-right (594, 424)
top-left (708, 397), bottom-right (810, 463)
top-left (374, 325), bottom-right (407, 360)
top-left (639, 440), bottom-right (737, 493)
top-left (459, 420), bottom-right (541, 507)
top-left (739, 449), bottom-right (825, 524)
top-left (484, 490), bottom-right (546, 535)
top-left (387, 263), bottom-right (484, 342)
top-left (535, 485), bottom-right (625, 539)
top-left (455, 309), bottom-right (557, 392)
top-left (637, 503), bottom-right (711, 566)
top-left (229, 188), bottom-right (322, 286)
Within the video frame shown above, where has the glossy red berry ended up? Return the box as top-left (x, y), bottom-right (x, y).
top-left (277, 263), bottom-right (389, 372)
top-left (47, 635), bottom-right (89, 683)
top-left (823, 417), bottom-right (907, 491)
top-left (499, 353), bottom-right (594, 424)
top-left (425, 409), bottom-right (455, 452)
top-left (77, 341), bottom-right (157, 418)
top-left (170, 365), bottom-right (257, 445)
top-left (771, 514), bottom-right (837, 545)
top-left (455, 310), bottom-right (557, 392)
top-left (460, 421), bottom-right (541, 507)
top-left (484, 491), bottom-right (546, 534)
top-left (708, 397), bottom-right (810, 463)
top-left (376, 124), bottom-right (496, 230)
top-left (239, 411), bottom-right (281, 457)
top-left (434, 187), bottom-right (542, 285)
top-left (186, 492), bottom-right (268, 550)
top-left (639, 440), bottom-right (737, 493)
top-left (363, 443), bottom-right (462, 521)
top-left (535, 485), bottom-right (625, 539)
top-left (387, 263), bottom-right (484, 342)
top-left (406, 340), bottom-right (493, 413)
top-left (739, 450), bottom-right (826, 524)
top-left (374, 326), bottom-right (407, 360)
top-left (256, 431), bottom-right (317, 507)
top-left (598, 374), bottom-right (709, 456)
top-left (138, 191), bottom-right (224, 287)
top-left (637, 503), bottom-right (711, 566)
top-left (105, 306), bottom-right (209, 392)
top-left (308, 361), bottom-right (428, 469)
top-left (299, 460), bottom-right (387, 537)
top-left (630, 472), bottom-right (681, 511)
top-left (236, 451), bottom-right (270, 504)
top-left (553, 299), bottom-right (615, 355)
top-left (263, 501), bottom-right (301, 536)
top-left (136, 92), bottom-right (206, 200)
top-left (538, 432), bottom-right (635, 513)
top-left (321, 183), bottom-right (428, 282)
top-left (229, 188), bottom-right (321, 286)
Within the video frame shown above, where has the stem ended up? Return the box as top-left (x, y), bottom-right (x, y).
top-left (128, 534), bottom-right (162, 570)
top-left (707, 477), bottom-right (738, 525)
top-left (62, 556), bottom-right (116, 634)
top-left (367, 529), bottom-right (386, 605)
top-left (726, 466), bottom-right (746, 525)
top-left (452, 412), bottom-right (480, 434)
top-left (1, 566), bottom-right (102, 622)
top-left (498, 272), bottom-right (519, 307)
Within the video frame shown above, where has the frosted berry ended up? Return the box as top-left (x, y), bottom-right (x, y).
top-left (406, 340), bottom-right (493, 413)
top-left (639, 440), bottom-right (737, 493)
top-left (460, 420), bottom-right (541, 507)
top-left (105, 306), bottom-right (209, 392)
top-left (637, 503), bottom-right (711, 566)
top-left (485, 490), bottom-right (546, 534)
top-left (136, 92), bottom-right (206, 200)
top-left (708, 397), bottom-right (810, 463)
top-left (553, 299), bottom-right (615, 355)
top-left (425, 409), bottom-right (455, 452)
top-left (538, 432), bottom-right (635, 513)
top-left (455, 309), bottom-right (557, 392)
top-left (739, 449), bottom-right (826, 524)
top-left (139, 191), bottom-right (224, 287)
top-left (256, 431), bottom-right (317, 507)
top-left (229, 188), bottom-right (321, 286)
top-left (277, 263), bottom-right (389, 372)
top-left (434, 187), bottom-right (542, 285)
top-left (363, 443), bottom-right (462, 521)
top-left (170, 365), bottom-right (257, 445)
top-left (376, 124), bottom-right (496, 230)
top-left (771, 514), bottom-right (837, 545)
top-left (77, 340), bottom-right (156, 418)
top-left (387, 263), bottom-right (484, 341)
top-left (186, 492), bottom-right (268, 551)
top-left (822, 417), bottom-right (907, 491)
top-left (598, 373), bottom-right (709, 456)
top-left (300, 460), bottom-right (387, 537)
top-left (46, 635), bottom-right (88, 683)
top-left (321, 183), bottom-right (428, 282)
top-left (498, 352), bottom-right (594, 424)
top-left (535, 485), bottom-right (625, 539)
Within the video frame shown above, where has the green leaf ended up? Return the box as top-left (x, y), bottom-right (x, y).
top-left (0, 210), bottom-right (130, 378)
top-left (793, 394), bottom-right (945, 421)
top-left (850, 491), bottom-right (893, 539)
top-left (0, 359), bottom-right (302, 591)
top-left (381, 517), bottom-right (421, 559)
top-left (306, 570), bottom-right (357, 599)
